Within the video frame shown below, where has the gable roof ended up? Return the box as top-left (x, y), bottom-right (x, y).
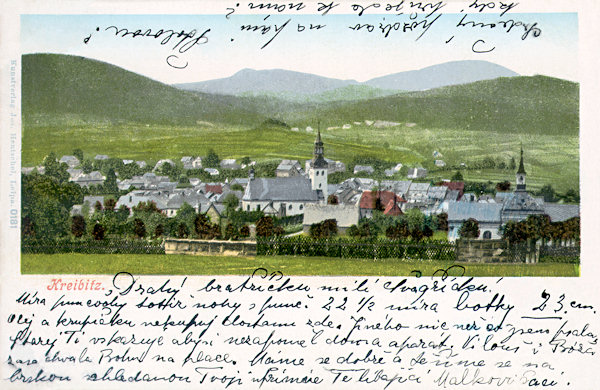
top-left (380, 180), bottom-right (412, 195)
top-left (383, 199), bottom-right (403, 216)
top-left (543, 203), bottom-right (580, 222)
top-left (205, 184), bottom-right (223, 194)
top-left (441, 181), bottom-right (465, 197)
top-left (448, 201), bottom-right (503, 223)
top-left (359, 190), bottom-right (405, 210)
top-left (243, 177), bottom-right (318, 202)
top-left (408, 182), bottom-right (430, 193)
top-left (428, 186), bottom-right (448, 200)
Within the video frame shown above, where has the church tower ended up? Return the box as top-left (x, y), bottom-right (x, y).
top-left (516, 145), bottom-right (527, 192)
top-left (309, 125), bottom-right (328, 199)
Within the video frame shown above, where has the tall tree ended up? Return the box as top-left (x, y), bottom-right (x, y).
top-left (459, 218), bottom-right (480, 239)
top-left (72, 148), bottom-right (84, 162)
top-left (204, 149), bottom-right (220, 168)
top-left (43, 152), bottom-right (69, 183)
top-left (537, 185), bottom-right (557, 202)
top-left (451, 171), bottom-right (464, 181)
top-left (223, 194), bottom-right (240, 217)
top-left (103, 168), bottom-right (118, 194)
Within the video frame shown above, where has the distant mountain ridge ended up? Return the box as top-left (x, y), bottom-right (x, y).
top-left (175, 60), bottom-right (519, 96)
top-left (22, 53), bottom-right (577, 138)
top-left (180, 68), bottom-right (359, 96)
top-left (364, 60), bottom-right (519, 91)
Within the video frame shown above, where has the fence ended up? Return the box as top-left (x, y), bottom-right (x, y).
top-left (22, 238), bottom-right (165, 254)
top-left (257, 236), bottom-right (456, 260)
top-left (21, 236), bottom-right (580, 263)
top-left (539, 245), bottom-right (580, 263)
top-left (164, 238), bottom-right (256, 256)
top-left (258, 237), bottom-right (580, 263)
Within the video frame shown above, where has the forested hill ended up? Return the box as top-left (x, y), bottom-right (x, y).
top-left (310, 75), bottom-right (579, 136)
top-left (22, 53), bottom-right (265, 126)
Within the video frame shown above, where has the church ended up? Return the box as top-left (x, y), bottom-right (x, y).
top-left (447, 147), bottom-right (580, 241)
top-left (241, 128), bottom-right (328, 216)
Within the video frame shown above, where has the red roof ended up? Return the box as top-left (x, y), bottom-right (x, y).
top-left (441, 181), bottom-right (464, 196)
top-left (359, 190), bottom-right (405, 210)
top-left (383, 199), bottom-right (403, 216)
top-left (205, 184), bottom-right (223, 194)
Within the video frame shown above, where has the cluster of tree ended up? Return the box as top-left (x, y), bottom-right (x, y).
top-left (309, 219), bottom-right (338, 238)
top-left (536, 185), bottom-right (579, 203)
top-left (255, 216), bottom-right (285, 237)
top-left (502, 215), bottom-right (580, 244)
top-left (445, 156), bottom-right (516, 172)
top-left (495, 181), bottom-right (511, 191)
top-left (22, 172), bottom-right (84, 239)
top-left (345, 209), bottom-right (441, 241)
top-left (39, 153), bottom-right (129, 196)
top-left (227, 209), bottom-right (264, 227)
top-left (69, 200), bottom-right (233, 241)
top-left (463, 181), bottom-right (496, 195)
top-left (384, 219), bottom-right (433, 241)
top-left (261, 118), bottom-right (289, 129)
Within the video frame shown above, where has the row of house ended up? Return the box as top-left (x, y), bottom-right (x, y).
top-left (71, 181), bottom-right (244, 222)
top-left (33, 137), bottom-right (579, 243)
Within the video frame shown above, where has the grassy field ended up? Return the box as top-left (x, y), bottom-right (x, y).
top-left (21, 253), bottom-right (579, 277)
top-left (22, 121), bottom-right (579, 193)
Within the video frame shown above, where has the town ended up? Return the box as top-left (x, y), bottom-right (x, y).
top-left (22, 129), bottom-right (579, 247)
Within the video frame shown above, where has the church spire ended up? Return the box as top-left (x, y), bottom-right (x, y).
top-left (517, 144), bottom-right (526, 174)
top-left (311, 121), bottom-right (327, 168)
top-left (515, 144), bottom-right (527, 191)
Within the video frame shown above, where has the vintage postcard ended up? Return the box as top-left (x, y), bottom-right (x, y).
top-left (1, 0), bottom-right (598, 388)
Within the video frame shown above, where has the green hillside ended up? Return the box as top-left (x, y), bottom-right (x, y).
top-left (238, 84), bottom-right (400, 103)
top-left (304, 76), bottom-right (578, 136)
top-left (22, 53), bottom-right (264, 126)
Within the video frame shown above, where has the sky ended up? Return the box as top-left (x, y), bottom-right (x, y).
top-left (21, 12), bottom-right (578, 84)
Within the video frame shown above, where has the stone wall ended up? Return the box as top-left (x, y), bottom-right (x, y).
top-left (165, 239), bottom-right (256, 256)
top-left (456, 239), bottom-right (538, 263)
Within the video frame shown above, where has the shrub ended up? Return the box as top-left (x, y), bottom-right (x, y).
top-left (177, 223), bottom-right (189, 238)
top-left (71, 215), bottom-right (86, 238)
top-left (239, 225), bottom-right (250, 238)
top-left (133, 218), bottom-right (146, 239)
top-left (104, 198), bottom-right (117, 211)
top-left (309, 219), bottom-right (338, 238)
top-left (436, 213), bottom-right (448, 231)
top-left (92, 223), bottom-right (105, 240)
top-left (273, 226), bottom-right (285, 236)
top-left (154, 224), bottom-right (164, 238)
top-left (459, 218), bottom-right (480, 239)
top-left (347, 224), bottom-right (359, 237)
top-left (194, 213), bottom-right (211, 238)
top-left (225, 223), bottom-right (238, 240)
top-left (256, 216), bottom-right (275, 237)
